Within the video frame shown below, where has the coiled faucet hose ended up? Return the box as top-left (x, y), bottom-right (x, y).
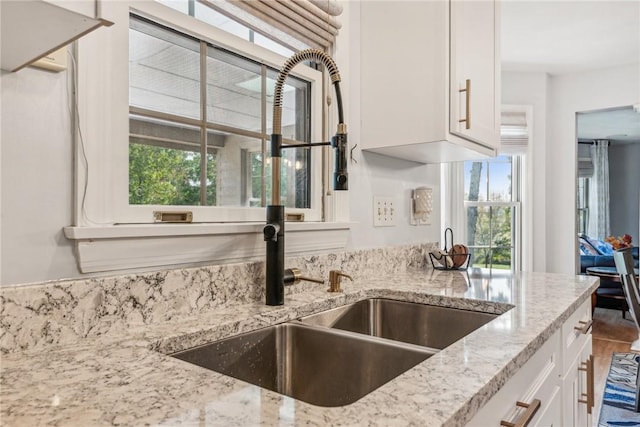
top-left (272, 48), bottom-right (343, 135)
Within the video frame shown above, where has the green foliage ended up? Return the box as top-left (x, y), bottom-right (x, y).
top-left (466, 159), bottom-right (514, 269)
top-left (469, 206), bottom-right (513, 268)
top-left (129, 143), bottom-right (217, 206)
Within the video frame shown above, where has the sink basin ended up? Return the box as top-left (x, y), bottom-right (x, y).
top-left (171, 322), bottom-right (433, 407)
top-left (299, 298), bottom-right (497, 350)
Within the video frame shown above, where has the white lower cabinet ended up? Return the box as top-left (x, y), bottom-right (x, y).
top-left (561, 299), bottom-right (595, 426)
top-left (561, 336), bottom-right (593, 426)
top-left (468, 299), bottom-right (593, 426)
top-left (468, 330), bottom-right (562, 426)
top-left (531, 385), bottom-right (562, 427)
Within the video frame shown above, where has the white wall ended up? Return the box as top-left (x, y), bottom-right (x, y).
top-left (546, 64), bottom-right (640, 274)
top-left (337, 1), bottom-right (441, 251)
top-left (1, 67), bottom-right (79, 285)
top-left (0, 1), bottom-right (440, 286)
top-left (502, 66), bottom-right (640, 275)
top-left (609, 142), bottom-right (640, 244)
top-left (502, 71), bottom-right (549, 272)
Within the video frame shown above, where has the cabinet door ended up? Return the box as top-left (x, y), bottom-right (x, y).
top-left (562, 350), bottom-right (583, 426)
top-left (532, 385), bottom-right (562, 427)
top-left (561, 335), bottom-right (593, 426)
top-left (449, 0), bottom-right (500, 149)
top-left (579, 341), bottom-right (594, 426)
top-left (467, 331), bottom-right (560, 426)
top-left (360, 0), bottom-right (448, 152)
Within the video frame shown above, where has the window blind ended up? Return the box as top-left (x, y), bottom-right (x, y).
top-left (577, 143), bottom-right (594, 178)
top-left (198, 0), bottom-right (343, 50)
top-left (499, 110), bottom-right (528, 155)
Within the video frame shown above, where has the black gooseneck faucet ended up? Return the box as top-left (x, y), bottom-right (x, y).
top-left (264, 49), bottom-right (348, 306)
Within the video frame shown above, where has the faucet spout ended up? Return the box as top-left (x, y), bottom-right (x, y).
top-left (265, 48), bottom-right (347, 306)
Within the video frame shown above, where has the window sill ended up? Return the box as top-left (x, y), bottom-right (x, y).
top-left (63, 222), bottom-right (352, 273)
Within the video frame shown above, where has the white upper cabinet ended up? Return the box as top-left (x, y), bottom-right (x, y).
top-left (1, 0), bottom-right (113, 72)
top-left (360, 0), bottom-right (500, 163)
top-left (450, 0), bottom-right (500, 147)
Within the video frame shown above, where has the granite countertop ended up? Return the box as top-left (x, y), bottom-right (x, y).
top-left (0, 269), bottom-right (598, 426)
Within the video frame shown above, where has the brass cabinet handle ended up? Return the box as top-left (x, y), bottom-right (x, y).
top-left (458, 79), bottom-right (471, 130)
top-left (587, 354), bottom-right (595, 412)
top-left (578, 354), bottom-right (595, 414)
top-left (574, 319), bottom-right (593, 334)
top-left (500, 399), bottom-right (541, 427)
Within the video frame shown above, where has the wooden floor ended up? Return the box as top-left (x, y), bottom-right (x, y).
top-left (591, 306), bottom-right (638, 425)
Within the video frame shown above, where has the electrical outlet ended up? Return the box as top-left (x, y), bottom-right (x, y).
top-left (373, 196), bottom-right (396, 227)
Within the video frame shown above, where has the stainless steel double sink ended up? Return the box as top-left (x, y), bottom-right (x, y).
top-left (170, 298), bottom-right (498, 407)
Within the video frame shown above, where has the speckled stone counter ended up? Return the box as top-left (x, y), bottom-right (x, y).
top-left (1, 264), bottom-right (598, 426)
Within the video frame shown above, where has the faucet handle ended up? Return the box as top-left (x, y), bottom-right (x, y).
top-left (284, 268), bottom-right (324, 286)
top-left (263, 223), bottom-right (280, 242)
top-left (328, 270), bottom-right (353, 293)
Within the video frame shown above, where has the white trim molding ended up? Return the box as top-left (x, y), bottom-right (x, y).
top-left (64, 222), bottom-right (352, 273)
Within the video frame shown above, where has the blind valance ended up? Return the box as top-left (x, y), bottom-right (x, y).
top-left (499, 110), bottom-right (528, 155)
top-left (199, 0), bottom-right (343, 50)
top-left (577, 143), bottom-right (594, 178)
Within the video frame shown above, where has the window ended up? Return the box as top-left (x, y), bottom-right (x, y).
top-left (128, 15), bottom-right (314, 214)
top-left (155, 0), bottom-right (298, 57)
top-left (443, 106), bottom-right (530, 272)
top-left (576, 142), bottom-right (593, 236)
top-left (577, 177), bottom-right (589, 235)
top-left (464, 156), bottom-right (521, 270)
top-left (65, 1), bottom-right (350, 274)
top-left (84, 2), bottom-right (325, 224)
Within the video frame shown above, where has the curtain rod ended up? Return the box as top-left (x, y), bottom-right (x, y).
top-left (578, 139), bottom-right (610, 146)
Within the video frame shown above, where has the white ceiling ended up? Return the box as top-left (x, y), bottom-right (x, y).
top-left (501, 0), bottom-right (640, 75)
top-left (501, 0), bottom-right (640, 143)
top-left (577, 106), bottom-right (640, 143)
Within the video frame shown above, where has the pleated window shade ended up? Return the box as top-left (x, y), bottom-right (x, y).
top-left (198, 0), bottom-right (343, 50)
top-left (577, 143), bottom-right (594, 178)
top-left (499, 110), bottom-right (529, 155)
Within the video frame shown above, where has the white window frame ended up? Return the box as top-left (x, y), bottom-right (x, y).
top-left (64, 0), bottom-right (350, 274)
top-left (441, 104), bottom-right (533, 272)
top-left (463, 157), bottom-right (522, 272)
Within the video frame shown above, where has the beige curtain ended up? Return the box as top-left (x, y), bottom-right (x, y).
top-left (198, 0), bottom-right (343, 50)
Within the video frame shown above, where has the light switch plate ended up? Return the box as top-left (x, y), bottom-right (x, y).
top-left (373, 196), bottom-right (396, 227)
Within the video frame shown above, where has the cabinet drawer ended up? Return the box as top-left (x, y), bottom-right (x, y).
top-left (561, 299), bottom-right (592, 372)
top-left (468, 330), bottom-right (561, 426)
top-left (531, 384), bottom-right (562, 427)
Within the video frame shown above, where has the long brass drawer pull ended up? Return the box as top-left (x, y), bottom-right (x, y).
top-left (578, 392), bottom-right (588, 406)
top-left (458, 79), bottom-right (471, 130)
top-left (574, 319), bottom-right (593, 334)
top-left (578, 354), bottom-right (595, 414)
top-left (588, 354), bottom-right (595, 412)
top-left (500, 399), bottom-right (541, 427)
